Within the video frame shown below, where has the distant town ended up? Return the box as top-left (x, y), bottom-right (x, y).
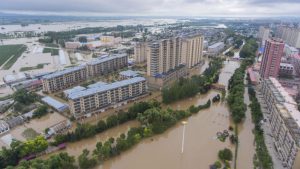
top-left (0, 16), bottom-right (300, 169)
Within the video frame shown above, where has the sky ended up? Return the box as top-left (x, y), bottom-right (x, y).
top-left (1, 0), bottom-right (300, 17)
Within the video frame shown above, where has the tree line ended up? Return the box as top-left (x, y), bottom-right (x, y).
top-left (5, 98), bottom-right (212, 169)
top-left (227, 37), bottom-right (257, 123)
top-left (0, 136), bottom-right (48, 168)
top-left (248, 86), bottom-right (273, 169)
top-left (52, 100), bottom-right (160, 145)
top-left (162, 58), bottom-right (224, 104)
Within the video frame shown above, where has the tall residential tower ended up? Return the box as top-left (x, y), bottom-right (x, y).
top-left (260, 38), bottom-right (284, 78)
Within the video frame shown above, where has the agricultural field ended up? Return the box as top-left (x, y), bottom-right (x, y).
top-left (45, 43), bottom-right (59, 48)
top-left (0, 44), bottom-right (27, 69)
top-left (43, 47), bottom-right (59, 56)
top-left (20, 63), bottom-right (50, 72)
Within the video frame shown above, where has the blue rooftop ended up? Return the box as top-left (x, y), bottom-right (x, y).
top-left (68, 77), bottom-right (146, 100)
top-left (87, 81), bottom-right (107, 88)
top-left (119, 70), bottom-right (140, 77)
top-left (42, 96), bottom-right (69, 112)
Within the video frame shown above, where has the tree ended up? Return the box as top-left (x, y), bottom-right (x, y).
top-left (33, 105), bottom-right (48, 118)
top-left (78, 149), bottom-right (97, 169)
top-left (78, 36), bottom-right (87, 43)
top-left (218, 148), bottom-right (233, 161)
top-left (13, 89), bottom-right (37, 104)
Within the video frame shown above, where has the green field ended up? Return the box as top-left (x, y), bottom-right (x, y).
top-left (0, 44), bottom-right (27, 69)
top-left (43, 47), bottom-right (59, 56)
top-left (45, 43), bottom-right (59, 48)
top-left (20, 63), bottom-right (49, 72)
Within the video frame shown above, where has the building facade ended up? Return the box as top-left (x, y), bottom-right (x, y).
top-left (42, 54), bottom-right (128, 93)
top-left (259, 38), bottom-right (284, 78)
top-left (86, 53), bottom-right (128, 77)
top-left (257, 26), bottom-right (270, 46)
top-left (261, 78), bottom-right (300, 169)
top-left (276, 26), bottom-right (300, 48)
top-left (68, 77), bottom-right (147, 119)
top-left (147, 34), bottom-right (204, 76)
top-left (42, 66), bottom-right (87, 93)
top-left (181, 34), bottom-right (204, 68)
top-left (279, 63), bottom-right (294, 77)
top-left (134, 42), bottom-right (147, 63)
top-left (207, 42), bottom-right (224, 56)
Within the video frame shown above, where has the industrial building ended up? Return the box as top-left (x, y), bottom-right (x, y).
top-left (68, 77), bottom-right (147, 119)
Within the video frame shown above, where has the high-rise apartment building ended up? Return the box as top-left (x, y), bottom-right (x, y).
top-left (68, 77), bottom-right (147, 118)
top-left (276, 26), bottom-right (300, 48)
top-left (261, 78), bottom-right (300, 169)
top-left (134, 42), bottom-right (147, 63)
top-left (146, 34), bottom-right (204, 76)
top-left (260, 38), bottom-right (284, 78)
top-left (257, 26), bottom-right (270, 46)
top-left (181, 34), bottom-right (204, 68)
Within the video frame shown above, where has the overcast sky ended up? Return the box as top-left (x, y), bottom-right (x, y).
top-left (1, 0), bottom-right (300, 16)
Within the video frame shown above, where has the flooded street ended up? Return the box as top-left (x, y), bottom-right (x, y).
top-left (236, 81), bottom-right (255, 169)
top-left (96, 60), bottom-right (243, 169)
top-left (39, 59), bottom-right (255, 169)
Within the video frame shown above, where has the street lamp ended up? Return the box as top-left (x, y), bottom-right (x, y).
top-left (181, 121), bottom-right (188, 153)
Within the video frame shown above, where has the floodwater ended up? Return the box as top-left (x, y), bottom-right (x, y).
top-left (0, 19), bottom-right (178, 33)
top-left (39, 60), bottom-right (255, 169)
top-left (7, 112), bottom-right (67, 142)
top-left (236, 80), bottom-right (255, 169)
top-left (97, 60), bottom-right (242, 169)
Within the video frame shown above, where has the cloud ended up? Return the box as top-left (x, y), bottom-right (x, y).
top-left (0, 0), bottom-right (300, 16)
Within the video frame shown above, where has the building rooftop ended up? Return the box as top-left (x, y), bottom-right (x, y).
top-left (87, 53), bottom-right (127, 66)
top-left (42, 66), bottom-right (86, 80)
top-left (87, 81), bottom-right (107, 88)
top-left (63, 86), bottom-right (86, 96)
top-left (119, 70), bottom-right (140, 77)
top-left (208, 42), bottom-right (224, 48)
top-left (68, 77), bottom-right (146, 100)
top-left (42, 96), bottom-right (69, 111)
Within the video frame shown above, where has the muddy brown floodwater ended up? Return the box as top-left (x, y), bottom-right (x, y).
top-left (42, 60), bottom-right (255, 169)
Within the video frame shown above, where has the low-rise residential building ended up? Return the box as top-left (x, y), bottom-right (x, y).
top-left (208, 42), bottom-right (224, 56)
top-left (65, 42), bottom-right (81, 49)
top-left (261, 77), bottom-right (300, 169)
top-left (86, 53), bottom-right (128, 77)
top-left (279, 63), bottom-right (294, 77)
top-left (3, 73), bottom-right (28, 85)
top-left (6, 116), bottom-right (25, 129)
top-left (68, 77), bottom-right (147, 119)
top-left (41, 96), bottom-right (69, 112)
top-left (147, 64), bottom-right (188, 90)
top-left (11, 79), bottom-right (42, 92)
top-left (42, 66), bottom-right (87, 93)
top-left (0, 120), bottom-right (9, 135)
top-left (47, 120), bottom-right (71, 136)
